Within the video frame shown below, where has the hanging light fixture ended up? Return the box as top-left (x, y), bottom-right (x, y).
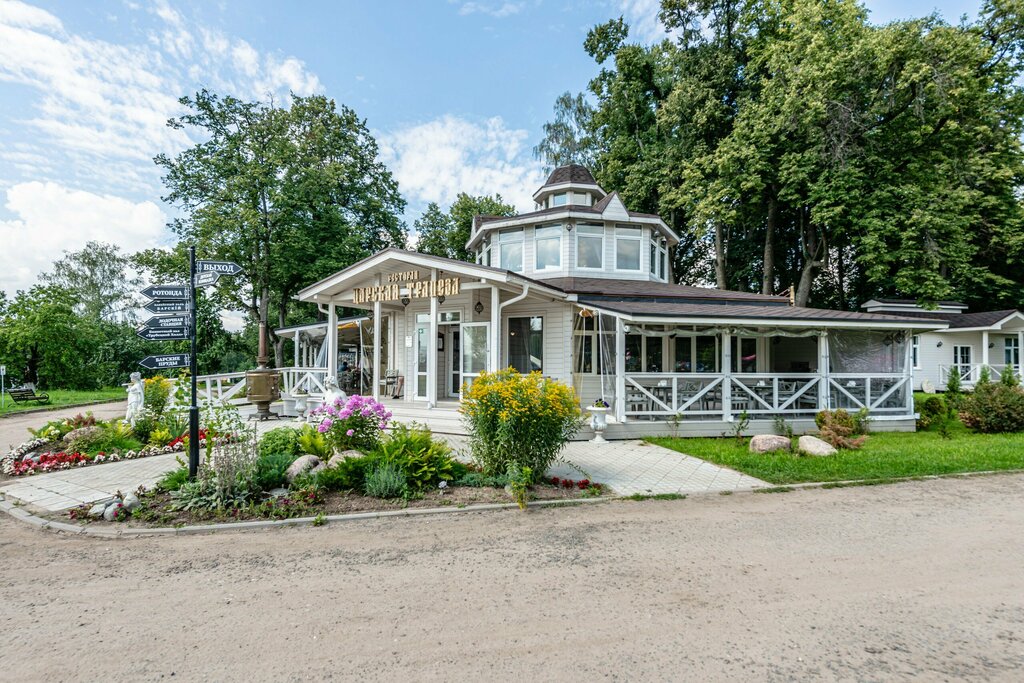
top-left (474, 290), bottom-right (484, 315)
top-left (438, 295), bottom-right (446, 305)
top-left (401, 296), bottom-right (410, 307)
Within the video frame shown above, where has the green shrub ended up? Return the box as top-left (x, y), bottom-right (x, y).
top-left (454, 471), bottom-right (512, 488)
top-left (131, 409), bottom-right (158, 444)
top-left (156, 466), bottom-right (189, 492)
top-left (945, 367), bottom-right (963, 414)
top-left (298, 424), bottom-right (332, 458)
top-left (144, 376), bottom-right (174, 416)
top-left (87, 421), bottom-right (144, 455)
top-left (363, 460), bottom-right (407, 498)
top-left (254, 453), bottom-right (298, 491)
top-left (917, 395), bottom-right (947, 430)
top-left (375, 424), bottom-right (466, 490)
top-left (149, 427), bottom-right (173, 447)
top-left (977, 365), bottom-right (992, 386)
top-left (259, 427), bottom-right (302, 459)
top-left (961, 383), bottom-right (1024, 433)
top-left (461, 369), bottom-right (583, 483)
top-left (1001, 366), bottom-right (1020, 387)
top-left (814, 409), bottom-right (867, 449)
top-left (160, 412), bottom-right (189, 440)
top-left (312, 454), bottom-right (377, 491)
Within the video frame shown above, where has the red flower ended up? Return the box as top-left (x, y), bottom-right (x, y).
top-left (550, 477), bottom-right (560, 486)
top-left (578, 479), bottom-right (590, 489)
top-left (561, 479), bottom-right (573, 489)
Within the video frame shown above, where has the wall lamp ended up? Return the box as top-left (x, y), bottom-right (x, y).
top-left (936, 341), bottom-right (943, 348)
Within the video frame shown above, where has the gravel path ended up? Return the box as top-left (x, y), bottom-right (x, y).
top-left (2, 474), bottom-right (1022, 681)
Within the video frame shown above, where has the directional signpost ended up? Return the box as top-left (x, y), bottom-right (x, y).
top-left (139, 354), bottom-right (190, 371)
top-left (137, 249), bottom-right (243, 479)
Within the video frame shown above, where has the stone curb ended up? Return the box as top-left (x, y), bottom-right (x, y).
top-left (0, 398), bottom-right (125, 420)
top-left (0, 492), bottom-right (611, 538)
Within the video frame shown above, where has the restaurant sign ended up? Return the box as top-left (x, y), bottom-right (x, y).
top-left (353, 275), bottom-right (461, 305)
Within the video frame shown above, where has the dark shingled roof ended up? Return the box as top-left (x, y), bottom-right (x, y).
top-left (542, 277), bottom-right (789, 304)
top-left (579, 298), bottom-right (947, 326)
top-left (870, 309), bottom-right (1019, 329)
top-left (543, 164), bottom-right (598, 187)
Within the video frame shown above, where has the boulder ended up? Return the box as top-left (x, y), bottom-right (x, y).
top-left (285, 454), bottom-right (321, 483)
top-left (309, 463), bottom-right (326, 477)
top-left (326, 450), bottom-right (363, 468)
top-left (749, 434), bottom-right (792, 454)
top-left (268, 487), bottom-right (288, 498)
top-left (798, 435), bottom-right (838, 457)
top-left (122, 492), bottom-right (141, 511)
top-left (102, 501), bottom-right (122, 522)
top-left (921, 379), bottom-right (936, 394)
top-left (87, 503), bottom-right (107, 519)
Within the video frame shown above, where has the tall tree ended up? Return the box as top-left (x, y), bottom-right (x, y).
top-left (414, 193), bottom-right (516, 262)
top-left (41, 241), bottom-right (139, 322)
top-left (153, 90), bottom-right (406, 367)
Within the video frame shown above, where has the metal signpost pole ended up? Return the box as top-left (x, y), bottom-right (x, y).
top-left (188, 246), bottom-right (200, 480)
top-left (0, 365), bottom-right (6, 410)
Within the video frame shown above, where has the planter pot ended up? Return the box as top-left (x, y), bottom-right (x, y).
top-left (294, 394), bottom-right (308, 414)
top-left (587, 406), bottom-right (610, 443)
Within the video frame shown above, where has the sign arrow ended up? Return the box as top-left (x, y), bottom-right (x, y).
top-left (143, 300), bottom-right (189, 315)
top-left (139, 354), bottom-right (190, 370)
top-left (197, 260), bottom-right (243, 276)
top-left (143, 315), bottom-right (189, 329)
top-left (195, 271), bottom-right (219, 287)
top-left (136, 326), bottom-right (189, 341)
top-left (140, 284), bottom-right (188, 301)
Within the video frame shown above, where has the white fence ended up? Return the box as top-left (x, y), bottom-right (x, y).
top-left (623, 372), bottom-right (911, 420)
top-left (938, 364), bottom-right (1018, 384)
top-left (166, 366), bottom-right (331, 406)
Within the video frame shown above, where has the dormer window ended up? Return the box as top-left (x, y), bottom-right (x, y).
top-left (550, 193), bottom-right (568, 208)
top-left (615, 226), bottom-right (642, 271)
top-left (573, 192), bottom-right (592, 206)
top-left (535, 225), bottom-right (561, 270)
top-left (497, 229), bottom-right (523, 272)
top-left (576, 223), bottom-right (604, 269)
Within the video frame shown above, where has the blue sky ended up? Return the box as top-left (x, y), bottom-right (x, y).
top-left (0, 0), bottom-right (984, 293)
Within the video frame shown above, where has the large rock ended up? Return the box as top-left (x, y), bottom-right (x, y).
top-left (921, 379), bottom-right (936, 394)
top-left (749, 434), bottom-right (792, 454)
top-left (87, 502), bottom-right (107, 519)
top-left (102, 501), bottom-right (122, 522)
top-left (285, 454), bottom-right (321, 483)
top-left (798, 435), bottom-right (838, 457)
top-left (122, 492), bottom-right (141, 511)
top-left (326, 450), bottom-right (363, 468)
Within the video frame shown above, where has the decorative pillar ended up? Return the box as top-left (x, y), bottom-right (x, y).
top-left (817, 332), bottom-right (830, 410)
top-left (326, 302), bottom-right (338, 382)
top-left (721, 332), bottom-right (733, 421)
top-left (982, 330), bottom-right (990, 375)
top-left (293, 334), bottom-right (300, 367)
top-left (615, 316), bottom-right (626, 422)
top-left (427, 269), bottom-right (438, 408)
top-left (372, 300), bottom-right (382, 400)
top-left (490, 285), bottom-right (500, 371)
top-left (1018, 330), bottom-right (1023, 379)
top-left (904, 329), bottom-right (914, 414)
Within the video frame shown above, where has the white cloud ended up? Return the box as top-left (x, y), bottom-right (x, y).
top-left (0, 181), bottom-right (167, 294)
top-left (619, 0), bottom-right (671, 43)
top-left (455, 2), bottom-right (525, 18)
top-left (380, 114), bottom-right (545, 216)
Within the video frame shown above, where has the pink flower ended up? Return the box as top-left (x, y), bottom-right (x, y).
top-left (345, 429), bottom-right (354, 437)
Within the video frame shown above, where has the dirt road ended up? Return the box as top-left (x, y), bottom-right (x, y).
top-left (1, 474), bottom-right (1022, 681)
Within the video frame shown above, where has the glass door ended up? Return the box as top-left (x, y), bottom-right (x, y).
top-left (415, 323), bottom-right (429, 400)
top-left (460, 322), bottom-right (490, 394)
top-left (448, 329), bottom-right (461, 397)
top-left (953, 345), bottom-right (972, 381)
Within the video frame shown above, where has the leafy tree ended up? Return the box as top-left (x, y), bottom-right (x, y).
top-left (41, 241), bottom-right (140, 321)
top-left (532, 92), bottom-right (596, 171)
top-left (153, 90), bottom-right (406, 367)
top-left (415, 193), bottom-right (516, 262)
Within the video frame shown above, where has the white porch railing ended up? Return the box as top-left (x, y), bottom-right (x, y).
top-left (623, 372), bottom-right (912, 419)
top-left (164, 367), bottom-right (333, 406)
top-left (280, 367), bottom-right (329, 395)
top-left (938, 364), bottom-right (1018, 384)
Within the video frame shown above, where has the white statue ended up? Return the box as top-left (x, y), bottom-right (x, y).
top-left (323, 375), bottom-right (347, 407)
top-left (126, 372), bottom-right (145, 425)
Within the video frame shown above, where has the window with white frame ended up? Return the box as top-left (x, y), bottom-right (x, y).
top-left (550, 192), bottom-right (568, 208)
top-left (573, 192), bottom-right (592, 206)
top-left (534, 225), bottom-right (561, 270)
top-left (912, 335), bottom-right (920, 368)
top-left (625, 333), bottom-right (665, 372)
top-left (615, 226), bottom-right (642, 271)
top-left (497, 229), bottom-right (523, 271)
top-left (673, 335), bottom-right (719, 373)
top-left (649, 234), bottom-right (668, 280)
top-left (478, 238), bottom-right (491, 267)
top-left (576, 223), bottom-right (604, 269)
top-left (508, 317), bottom-right (543, 373)
top-left (573, 316), bottom-right (613, 374)
top-left (1006, 337), bottom-right (1020, 367)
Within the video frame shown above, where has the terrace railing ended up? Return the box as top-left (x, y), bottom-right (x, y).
top-left (938, 364), bottom-right (1017, 384)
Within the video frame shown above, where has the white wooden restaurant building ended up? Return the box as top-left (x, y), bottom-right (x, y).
top-left (288, 165), bottom-right (947, 437)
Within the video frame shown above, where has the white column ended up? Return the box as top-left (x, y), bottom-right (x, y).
top-left (817, 332), bottom-right (829, 410)
top-left (721, 333), bottom-right (733, 421)
top-left (427, 269), bottom-right (438, 407)
top-left (293, 334), bottom-right (300, 367)
top-left (372, 300), bottom-right (382, 400)
top-left (615, 316), bottom-right (626, 421)
top-left (326, 303), bottom-right (338, 382)
top-left (1018, 330), bottom-right (1024, 379)
top-left (904, 330), bottom-right (914, 414)
top-left (982, 330), bottom-right (990, 374)
top-left (490, 285), bottom-right (500, 372)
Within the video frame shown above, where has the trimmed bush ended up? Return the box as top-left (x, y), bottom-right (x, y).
top-left (254, 453), bottom-right (298, 491)
top-left (258, 427), bottom-right (302, 459)
top-left (917, 395), bottom-right (947, 429)
top-left (461, 369), bottom-right (583, 483)
top-left (814, 409), bottom-right (867, 449)
top-left (961, 383), bottom-right (1024, 433)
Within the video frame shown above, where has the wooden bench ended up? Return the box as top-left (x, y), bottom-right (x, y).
top-left (8, 388), bottom-right (50, 405)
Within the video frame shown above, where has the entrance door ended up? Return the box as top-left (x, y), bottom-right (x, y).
top-left (460, 322), bottom-right (489, 394)
top-left (415, 324), bottom-right (429, 400)
top-left (953, 345), bottom-right (972, 381)
top-left (448, 329), bottom-right (461, 397)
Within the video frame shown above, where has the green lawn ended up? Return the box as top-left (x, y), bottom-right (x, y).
top-left (647, 424), bottom-right (1024, 484)
top-left (0, 387), bottom-right (125, 417)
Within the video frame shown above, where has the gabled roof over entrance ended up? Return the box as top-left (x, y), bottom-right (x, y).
top-left (296, 249), bottom-right (567, 304)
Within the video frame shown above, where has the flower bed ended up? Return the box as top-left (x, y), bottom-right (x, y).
top-left (1, 439), bottom-right (200, 477)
